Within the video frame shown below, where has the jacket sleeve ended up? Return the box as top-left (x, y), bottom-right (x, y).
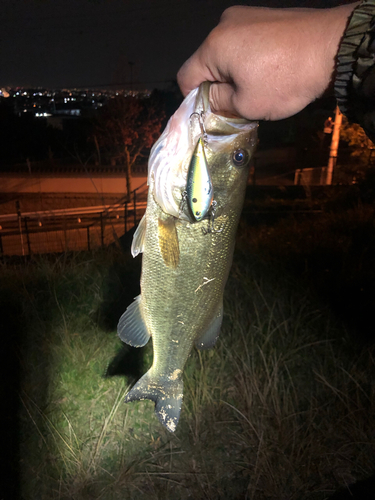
top-left (334, 0), bottom-right (375, 143)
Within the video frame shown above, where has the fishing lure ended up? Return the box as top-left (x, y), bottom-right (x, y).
top-left (186, 112), bottom-right (213, 222)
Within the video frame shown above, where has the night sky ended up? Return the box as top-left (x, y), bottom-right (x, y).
top-left (1, 0), bottom-right (355, 90)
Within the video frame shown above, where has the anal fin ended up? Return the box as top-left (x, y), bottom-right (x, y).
top-left (195, 303), bottom-right (223, 350)
top-left (117, 295), bottom-right (151, 347)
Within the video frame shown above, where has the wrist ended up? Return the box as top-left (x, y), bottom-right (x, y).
top-left (334, 0), bottom-right (375, 140)
top-left (322, 3), bottom-right (360, 93)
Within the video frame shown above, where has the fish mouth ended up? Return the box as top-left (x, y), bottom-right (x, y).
top-left (193, 82), bottom-right (253, 137)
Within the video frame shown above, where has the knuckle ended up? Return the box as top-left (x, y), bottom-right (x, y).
top-left (204, 30), bottom-right (217, 51)
top-left (201, 28), bottom-right (223, 60)
top-left (220, 6), bottom-right (243, 22)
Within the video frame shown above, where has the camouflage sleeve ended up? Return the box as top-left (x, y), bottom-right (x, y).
top-left (334, 0), bottom-right (375, 143)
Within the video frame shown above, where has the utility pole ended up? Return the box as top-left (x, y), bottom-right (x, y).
top-left (326, 105), bottom-right (343, 185)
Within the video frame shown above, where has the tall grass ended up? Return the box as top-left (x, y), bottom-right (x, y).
top-left (220, 254), bottom-right (375, 499)
top-left (3, 206), bottom-right (375, 499)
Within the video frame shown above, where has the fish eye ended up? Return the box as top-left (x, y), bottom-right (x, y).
top-left (232, 148), bottom-right (248, 167)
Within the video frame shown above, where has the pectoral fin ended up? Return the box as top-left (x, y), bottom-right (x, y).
top-left (158, 216), bottom-right (179, 268)
top-left (117, 295), bottom-right (151, 347)
top-left (195, 303), bottom-right (223, 350)
top-left (131, 215), bottom-right (147, 258)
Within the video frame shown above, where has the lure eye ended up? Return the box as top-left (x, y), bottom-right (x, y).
top-left (232, 148), bottom-right (248, 167)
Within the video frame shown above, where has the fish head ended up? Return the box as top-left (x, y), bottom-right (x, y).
top-left (203, 111), bottom-right (258, 218)
top-left (148, 82), bottom-right (257, 221)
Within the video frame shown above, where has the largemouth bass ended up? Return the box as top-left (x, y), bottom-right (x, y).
top-left (118, 82), bottom-right (257, 432)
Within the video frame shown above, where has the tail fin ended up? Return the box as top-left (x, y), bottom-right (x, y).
top-left (125, 368), bottom-right (183, 433)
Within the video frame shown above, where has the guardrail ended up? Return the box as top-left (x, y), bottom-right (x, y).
top-left (0, 182), bottom-right (148, 257)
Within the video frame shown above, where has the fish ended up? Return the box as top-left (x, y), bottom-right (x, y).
top-left (117, 82), bottom-right (258, 432)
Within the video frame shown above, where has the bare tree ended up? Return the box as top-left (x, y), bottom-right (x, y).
top-left (94, 94), bottom-right (164, 198)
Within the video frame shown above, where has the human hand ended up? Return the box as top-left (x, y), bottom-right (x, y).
top-left (177, 3), bottom-right (359, 121)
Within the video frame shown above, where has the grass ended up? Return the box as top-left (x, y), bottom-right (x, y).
top-left (240, 202), bottom-right (375, 340)
top-left (2, 203), bottom-right (375, 499)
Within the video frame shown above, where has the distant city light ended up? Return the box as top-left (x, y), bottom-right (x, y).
top-left (4, 86), bottom-right (151, 120)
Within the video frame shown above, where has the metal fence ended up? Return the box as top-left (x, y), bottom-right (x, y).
top-left (0, 183), bottom-right (147, 257)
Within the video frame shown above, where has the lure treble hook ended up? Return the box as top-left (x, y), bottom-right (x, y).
top-left (201, 200), bottom-right (223, 235)
top-left (189, 111), bottom-right (208, 146)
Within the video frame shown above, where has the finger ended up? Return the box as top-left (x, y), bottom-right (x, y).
top-left (209, 82), bottom-right (240, 118)
top-left (177, 53), bottom-right (216, 97)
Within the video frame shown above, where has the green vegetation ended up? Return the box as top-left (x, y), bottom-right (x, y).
top-left (3, 203), bottom-right (375, 499)
top-left (340, 117), bottom-right (375, 178)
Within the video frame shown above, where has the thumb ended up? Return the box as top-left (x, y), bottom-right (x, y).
top-left (177, 53), bottom-right (216, 97)
top-left (209, 82), bottom-right (240, 117)
top-left (178, 57), bottom-right (243, 118)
